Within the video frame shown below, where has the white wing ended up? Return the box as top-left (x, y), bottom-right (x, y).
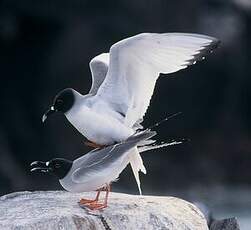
top-left (96, 33), bottom-right (220, 127)
top-left (89, 53), bottom-right (109, 95)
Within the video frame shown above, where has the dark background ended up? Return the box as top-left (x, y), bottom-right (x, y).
top-left (0, 0), bottom-right (250, 199)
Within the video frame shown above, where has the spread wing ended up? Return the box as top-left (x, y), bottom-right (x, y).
top-left (96, 33), bottom-right (220, 127)
top-left (71, 130), bottom-right (156, 183)
top-left (89, 53), bottom-right (109, 95)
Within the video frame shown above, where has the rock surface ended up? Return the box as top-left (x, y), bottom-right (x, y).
top-left (0, 191), bottom-right (208, 230)
top-left (210, 218), bottom-right (240, 230)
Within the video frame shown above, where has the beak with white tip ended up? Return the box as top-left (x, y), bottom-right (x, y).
top-left (30, 161), bottom-right (52, 173)
top-left (42, 106), bottom-right (56, 123)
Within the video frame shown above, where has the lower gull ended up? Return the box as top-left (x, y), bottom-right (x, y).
top-left (30, 130), bottom-right (156, 210)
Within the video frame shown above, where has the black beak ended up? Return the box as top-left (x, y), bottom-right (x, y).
top-left (30, 161), bottom-right (52, 173)
top-left (42, 106), bottom-right (56, 123)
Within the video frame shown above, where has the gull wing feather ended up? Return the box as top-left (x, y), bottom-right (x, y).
top-left (71, 130), bottom-right (156, 184)
top-left (89, 53), bottom-right (110, 95)
top-left (96, 33), bottom-right (220, 127)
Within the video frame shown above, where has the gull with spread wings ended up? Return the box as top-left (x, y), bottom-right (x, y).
top-left (42, 33), bottom-right (220, 194)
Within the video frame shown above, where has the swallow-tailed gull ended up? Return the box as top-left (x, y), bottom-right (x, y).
top-left (42, 32), bottom-right (220, 194)
top-left (31, 130), bottom-right (156, 210)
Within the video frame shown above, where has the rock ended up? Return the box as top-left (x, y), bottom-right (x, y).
top-left (193, 202), bottom-right (241, 230)
top-left (0, 191), bottom-right (208, 230)
top-left (193, 202), bottom-right (214, 225)
top-left (210, 218), bottom-right (240, 230)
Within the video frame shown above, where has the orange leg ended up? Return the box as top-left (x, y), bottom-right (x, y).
top-left (79, 190), bottom-right (101, 205)
top-left (84, 141), bottom-right (107, 149)
top-left (85, 184), bottom-right (111, 210)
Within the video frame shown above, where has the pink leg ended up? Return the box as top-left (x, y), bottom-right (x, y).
top-left (103, 184), bottom-right (111, 207)
top-left (85, 184), bottom-right (111, 210)
top-left (79, 190), bottom-right (101, 205)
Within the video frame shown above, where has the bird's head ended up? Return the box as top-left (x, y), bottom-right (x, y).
top-left (30, 158), bottom-right (73, 179)
top-left (42, 88), bottom-right (75, 122)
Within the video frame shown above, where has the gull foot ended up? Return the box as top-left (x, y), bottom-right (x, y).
top-left (86, 202), bottom-right (107, 210)
top-left (79, 198), bottom-right (97, 205)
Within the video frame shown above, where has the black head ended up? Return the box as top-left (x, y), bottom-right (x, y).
top-left (42, 88), bottom-right (75, 122)
top-left (30, 158), bottom-right (73, 179)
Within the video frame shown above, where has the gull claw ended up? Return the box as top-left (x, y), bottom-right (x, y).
top-left (85, 202), bottom-right (107, 210)
top-left (79, 198), bottom-right (97, 205)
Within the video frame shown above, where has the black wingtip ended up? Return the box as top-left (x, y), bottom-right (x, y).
top-left (185, 38), bottom-right (220, 66)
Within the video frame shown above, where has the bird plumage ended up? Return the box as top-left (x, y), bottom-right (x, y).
top-left (89, 53), bottom-right (109, 95)
top-left (95, 33), bottom-right (220, 127)
top-left (43, 32), bottom-right (220, 194)
top-left (59, 130), bottom-right (156, 192)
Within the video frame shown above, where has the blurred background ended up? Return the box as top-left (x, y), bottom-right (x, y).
top-left (0, 0), bottom-right (250, 228)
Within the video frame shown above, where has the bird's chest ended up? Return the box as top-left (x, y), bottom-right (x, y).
top-left (65, 105), bottom-right (133, 145)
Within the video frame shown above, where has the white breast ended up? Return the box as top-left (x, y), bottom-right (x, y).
top-left (65, 100), bottom-right (133, 145)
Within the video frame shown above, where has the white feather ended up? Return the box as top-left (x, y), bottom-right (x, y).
top-left (89, 53), bottom-right (109, 95)
top-left (96, 33), bottom-right (219, 127)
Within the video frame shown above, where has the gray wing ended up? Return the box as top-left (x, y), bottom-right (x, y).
top-left (89, 53), bottom-right (109, 95)
top-left (71, 130), bottom-right (156, 183)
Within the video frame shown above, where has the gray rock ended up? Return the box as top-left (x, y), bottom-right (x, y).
top-left (0, 191), bottom-right (209, 230)
top-left (193, 202), bottom-right (241, 230)
top-left (210, 217), bottom-right (240, 230)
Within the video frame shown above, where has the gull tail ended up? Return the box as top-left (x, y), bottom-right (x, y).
top-left (129, 147), bottom-right (146, 195)
top-left (127, 127), bottom-right (184, 195)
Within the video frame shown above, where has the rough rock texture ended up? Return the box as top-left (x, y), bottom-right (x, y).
top-left (0, 191), bottom-right (208, 230)
top-left (194, 202), bottom-right (240, 230)
top-left (210, 218), bottom-right (240, 230)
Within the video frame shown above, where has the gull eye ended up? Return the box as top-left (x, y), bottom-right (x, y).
top-left (56, 99), bottom-right (63, 105)
top-left (55, 163), bottom-right (61, 168)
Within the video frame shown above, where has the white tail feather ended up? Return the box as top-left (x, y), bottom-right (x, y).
top-left (129, 147), bottom-right (146, 195)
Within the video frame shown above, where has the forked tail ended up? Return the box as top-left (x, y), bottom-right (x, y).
top-left (129, 147), bottom-right (146, 195)
top-left (127, 126), bottom-right (184, 195)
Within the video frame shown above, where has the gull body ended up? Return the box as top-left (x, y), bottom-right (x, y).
top-left (60, 145), bottom-right (129, 193)
top-left (43, 33), bottom-right (220, 193)
top-left (65, 94), bottom-right (133, 145)
top-left (31, 130), bottom-right (155, 197)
